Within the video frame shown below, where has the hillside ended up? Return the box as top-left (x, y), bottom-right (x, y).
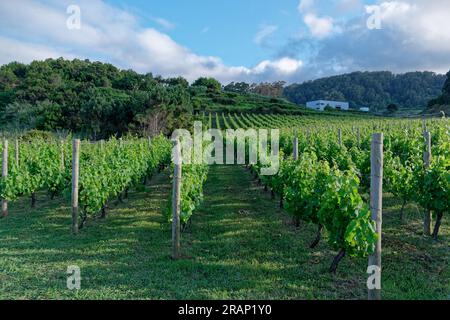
top-left (0, 58), bottom-right (196, 138)
top-left (191, 87), bottom-right (326, 115)
top-left (0, 58), bottom-right (375, 139)
top-left (283, 71), bottom-right (446, 112)
top-left (427, 71), bottom-right (450, 115)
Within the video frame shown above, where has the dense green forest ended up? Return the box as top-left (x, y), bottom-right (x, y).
top-left (0, 58), bottom-right (194, 138)
top-left (0, 59), bottom-right (308, 138)
top-left (283, 71), bottom-right (446, 112)
top-left (428, 70), bottom-right (450, 114)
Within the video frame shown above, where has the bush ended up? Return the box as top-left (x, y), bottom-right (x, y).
top-left (20, 130), bottom-right (55, 142)
top-left (212, 96), bottom-right (236, 105)
top-left (270, 97), bottom-right (281, 104)
top-left (192, 77), bottom-right (222, 92)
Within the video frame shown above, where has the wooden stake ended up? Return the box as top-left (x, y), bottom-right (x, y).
top-left (368, 133), bottom-right (383, 300)
top-left (423, 131), bottom-right (432, 236)
top-left (60, 140), bottom-right (65, 170)
top-left (172, 139), bottom-right (182, 259)
top-left (338, 129), bottom-right (342, 146)
top-left (422, 117), bottom-right (427, 132)
top-left (148, 137), bottom-right (152, 148)
top-left (293, 136), bottom-right (299, 160)
top-left (2, 139), bottom-right (8, 217)
top-left (14, 139), bottom-right (19, 167)
top-left (71, 139), bottom-right (80, 234)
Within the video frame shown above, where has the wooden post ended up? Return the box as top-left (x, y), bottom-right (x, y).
top-left (71, 139), bottom-right (80, 234)
top-left (422, 117), bottom-right (427, 132)
top-left (2, 139), bottom-right (8, 217)
top-left (172, 139), bottom-right (182, 259)
top-left (14, 139), bottom-right (19, 167)
top-left (368, 133), bottom-right (383, 300)
top-left (423, 131), bottom-right (432, 236)
top-left (60, 140), bottom-right (65, 170)
top-left (338, 129), bottom-right (342, 146)
top-left (148, 137), bottom-right (152, 148)
top-left (293, 135), bottom-right (299, 160)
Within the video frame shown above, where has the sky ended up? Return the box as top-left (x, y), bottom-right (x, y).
top-left (0, 0), bottom-right (450, 84)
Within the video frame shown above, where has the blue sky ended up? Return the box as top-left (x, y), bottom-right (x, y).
top-left (0, 0), bottom-right (449, 83)
top-left (108, 0), bottom-right (301, 66)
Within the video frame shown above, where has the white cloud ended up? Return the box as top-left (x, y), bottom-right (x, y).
top-left (254, 58), bottom-right (303, 75)
top-left (0, 36), bottom-right (76, 66)
top-left (338, 0), bottom-right (363, 12)
top-left (254, 25), bottom-right (278, 45)
top-left (298, 0), bottom-right (335, 38)
top-left (298, 0), bottom-right (315, 13)
top-left (4, 0), bottom-right (447, 85)
top-left (292, 0), bottom-right (450, 79)
top-left (374, 1), bottom-right (450, 52)
top-left (303, 14), bottom-right (334, 39)
top-left (0, 0), bottom-right (303, 83)
top-left (152, 17), bottom-right (176, 30)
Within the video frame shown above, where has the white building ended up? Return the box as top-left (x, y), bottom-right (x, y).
top-left (306, 100), bottom-right (349, 111)
top-left (359, 107), bottom-right (370, 112)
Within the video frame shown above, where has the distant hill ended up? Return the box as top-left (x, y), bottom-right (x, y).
top-left (427, 71), bottom-right (450, 115)
top-left (283, 71), bottom-right (446, 112)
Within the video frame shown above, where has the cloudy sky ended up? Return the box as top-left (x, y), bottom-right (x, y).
top-left (0, 0), bottom-right (449, 83)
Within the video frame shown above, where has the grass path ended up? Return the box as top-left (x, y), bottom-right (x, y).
top-left (0, 165), bottom-right (448, 299)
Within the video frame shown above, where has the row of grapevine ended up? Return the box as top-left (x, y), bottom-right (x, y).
top-left (251, 144), bottom-right (376, 273)
top-left (198, 112), bottom-right (446, 133)
top-left (0, 136), bottom-right (173, 233)
top-left (0, 139), bottom-right (70, 209)
top-left (247, 118), bottom-right (448, 274)
top-left (74, 136), bottom-right (171, 228)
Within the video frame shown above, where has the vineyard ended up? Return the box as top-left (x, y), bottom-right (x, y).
top-left (0, 113), bottom-right (448, 300)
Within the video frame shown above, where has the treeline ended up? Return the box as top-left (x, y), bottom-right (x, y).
top-left (224, 81), bottom-right (286, 97)
top-left (0, 58), bottom-right (193, 138)
top-left (283, 71), bottom-right (446, 111)
top-left (428, 71), bottom-right (450, 108)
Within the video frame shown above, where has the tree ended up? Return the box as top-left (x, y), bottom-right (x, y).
top-left (387, 103), bottom-right (399, 113)
top-left (224, 82), bottom-right (250, 93)
top-left (192, 77), bottom-right (222, 92)
top-left (163, 77), bottom-right (189, 89)
top-left (428, 70), bottom-right (450, 107)
top-left (250, 81), bottom-right (286, 97)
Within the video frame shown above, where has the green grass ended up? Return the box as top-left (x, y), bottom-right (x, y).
top-left (0, 165), bottom-right (448, 299)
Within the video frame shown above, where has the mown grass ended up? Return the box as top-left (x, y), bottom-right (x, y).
top-left (0, 165), bottom-right (448, 299)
